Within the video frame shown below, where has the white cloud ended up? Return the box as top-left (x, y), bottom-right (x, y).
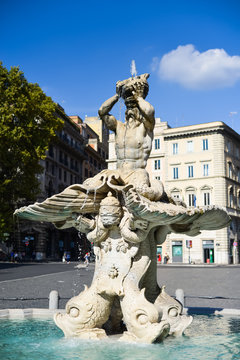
top-left (154, 45), bottom-right (240, 90)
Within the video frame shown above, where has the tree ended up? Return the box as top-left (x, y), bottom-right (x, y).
top-left (0, 62), bottom-right (64, 238)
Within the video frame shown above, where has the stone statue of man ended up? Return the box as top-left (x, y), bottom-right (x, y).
top-left (98, 74), bottom-right (163, 200)
top-left (98, 73), bottom-right (155, 171)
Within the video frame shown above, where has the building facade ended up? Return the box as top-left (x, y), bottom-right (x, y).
top-left (70, 116), bottom-right (109, 182)
top-left (108, 119), bottom-right (240, 264)
top-left (15, 109), bottom-right (108, 260)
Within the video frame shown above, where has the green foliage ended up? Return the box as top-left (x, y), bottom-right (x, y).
top-left (0, 62), bottom-right (63, 237)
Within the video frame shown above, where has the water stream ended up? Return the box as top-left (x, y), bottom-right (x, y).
top-left (72, 231), bottom-right (84, 296)
top-left (80, 189), bottom-right (90, 210)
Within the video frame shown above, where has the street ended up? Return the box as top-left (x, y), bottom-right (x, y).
top-left (0, 262), bottom-right (240, 310)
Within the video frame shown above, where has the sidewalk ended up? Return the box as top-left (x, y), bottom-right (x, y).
top-left (157, 262), bottom-right (240, 267)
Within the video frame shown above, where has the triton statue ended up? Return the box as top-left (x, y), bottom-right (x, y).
top-left (15, 73), bottom-right (231, 343)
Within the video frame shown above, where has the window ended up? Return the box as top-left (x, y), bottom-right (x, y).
top-left (203, 139), bottom-right (208, 151)
top-left (59, 151), bottom-right (63, 163)
top-left (237, 167), bottom-right (240, 182)
top-left (49, 145), bottom-right (54, 158)
top-left (230, 219), bottom-right (236, 232)
top-left (64, 171), bottom-right (67, 183)
top-left (188, 193), bottom-right (196, 207)
top-left (173, 167), bottom-right (179, 179)
top-left (203, 192), bottom-right (211, 206)
top-left (236, 147), bottom-right (240, 158)
top-left (188, 165), bottom-right (194, 178)
top-left (227, 141), bottom-right (231, 153)
top-left (203, 164), bottom-right (209, 176)
top-left (85, 168), bottom-right (88, 177)
top-left (51, 164), bottom-right (55, 176)
top-left (228, 162), bottom-right (233, 178)
top-left (238, 192), bottom-right (240, 208)
top-left (173, 143), bottom-right (178, 155)
top-left (64, 154), bottom-right (68, 166)
top-left (187, 141), bottom-right (193, 153)
top-left (48, 181), bottom-right (53, 197)
top-left (59, 168), bottom-right (62, 180)
top-left (155, 138), bottom-right (160, 150)
top-left (75, 160), bottom-right (78, 172)
top-left (229, 187), bottom-right (233, 207)
top-left (46, 161), bottom-right (49, 172)
top-left (155, 176), bottom-right (161, 180)
top-left (154, 159), bottom-right (161, 170)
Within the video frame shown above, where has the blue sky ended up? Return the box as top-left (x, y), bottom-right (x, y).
top-left (1, 0), bottom-right (240, 134)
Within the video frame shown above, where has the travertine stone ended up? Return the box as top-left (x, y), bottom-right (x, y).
top-left (14, 74), bottom-right (231, 343)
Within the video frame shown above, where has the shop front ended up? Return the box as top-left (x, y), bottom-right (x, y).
top-left (203, 240), bottom-right (214, 263)
top-left (172, 241), bottom-right (183, 263)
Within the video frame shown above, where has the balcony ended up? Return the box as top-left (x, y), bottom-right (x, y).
top-left (57, 133), bottom-right (86, 159)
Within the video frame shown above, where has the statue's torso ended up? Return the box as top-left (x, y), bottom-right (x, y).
top-left (115, 121), bottom-right (153, 170)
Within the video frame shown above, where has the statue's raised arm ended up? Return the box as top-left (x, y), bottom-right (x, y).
top-left (98, 94), bottom-right (119, 132)
top-left (133, 92), bottom-right (155, 130)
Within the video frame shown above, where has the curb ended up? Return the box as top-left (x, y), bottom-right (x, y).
top-left (0, 308), bottom-right (65, 319)
top-left (0, 307), bottom-right (239, 319)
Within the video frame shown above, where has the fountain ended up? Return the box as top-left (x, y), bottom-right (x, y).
top-left (14, 72), bottom-right (231, 344)
top-left (1, 315), bottom-right (240, 360)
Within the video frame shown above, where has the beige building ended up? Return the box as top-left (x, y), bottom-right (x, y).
top-left (108, 119), bottom-right (240, 265)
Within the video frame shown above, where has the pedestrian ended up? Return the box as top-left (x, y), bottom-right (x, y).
top-left (164, 253), bottom-right (169, 264)
top-left (158, 254), bottom-right (161, 263)
top-left (84, 253), bottom-right (89, 267)
top-left (14, 252), bottom-right (19, 262)
top-left (10, 251), bottom-right (14, 262)
top-left (66, 253), bottom-right (71, 264)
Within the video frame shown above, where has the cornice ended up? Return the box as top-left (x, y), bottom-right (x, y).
top-left (163, 122), bottom-right (240, 142)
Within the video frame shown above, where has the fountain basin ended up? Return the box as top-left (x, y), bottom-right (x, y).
top-left (0, 315), bottom-right (239, 360)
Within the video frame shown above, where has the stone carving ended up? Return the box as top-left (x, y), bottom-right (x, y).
top-left (15, 73), bottom-right (231, 343)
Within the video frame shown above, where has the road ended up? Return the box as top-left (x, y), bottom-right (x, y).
top-left (0, 262), bottom-right (239, 310)
top-left (157, 264), bottom-right (240, 310)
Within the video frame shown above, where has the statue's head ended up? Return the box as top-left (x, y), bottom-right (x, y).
top-left (116, 73), bottom-right (150, 106)
top-left (99, 193), bottom-right (122, 227)
top-left (125, 106), bottom-right (142, 123)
